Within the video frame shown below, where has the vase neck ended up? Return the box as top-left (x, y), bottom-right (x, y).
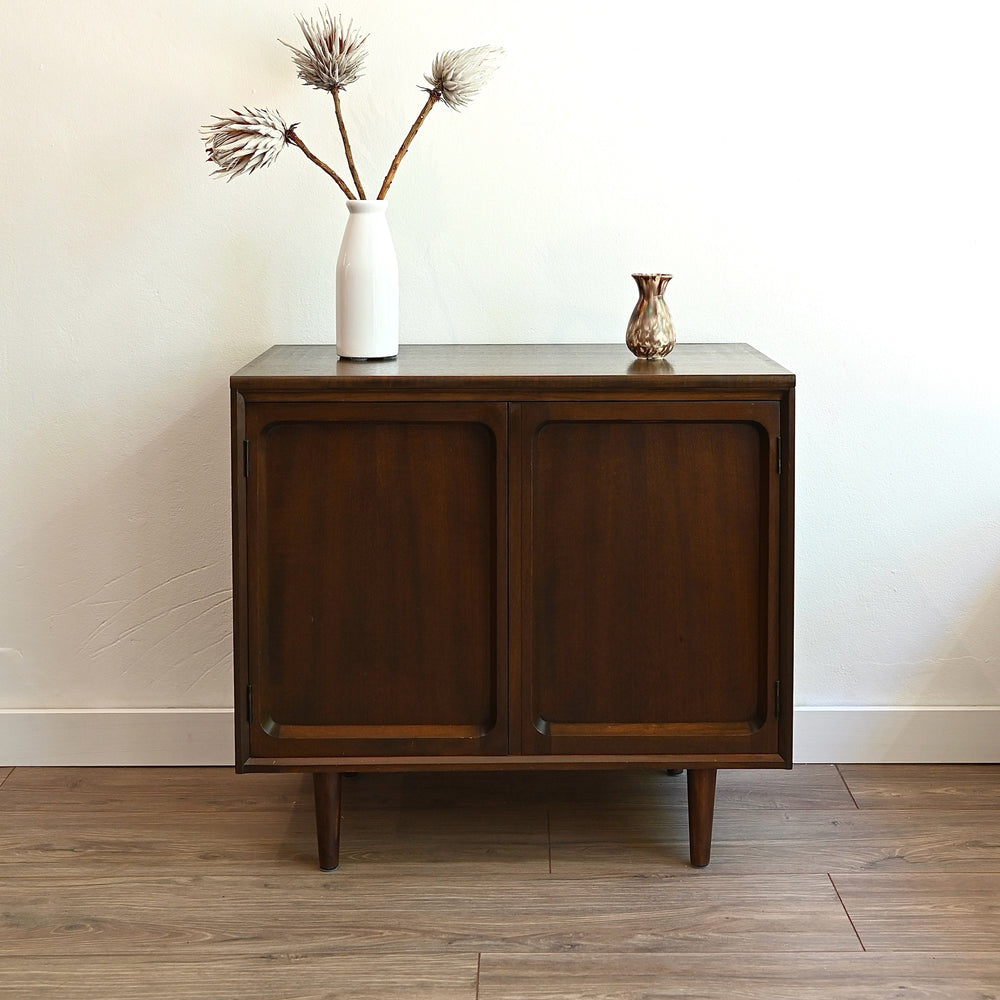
top-left (632, 273), bottom-right (672, 297)
top-left (346, 200), bottom-right (388, 215)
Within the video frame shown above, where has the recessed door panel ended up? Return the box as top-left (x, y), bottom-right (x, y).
top-left (245, 402), bottom-right (507, 758)
top-left (520, 401), bottom-right (780, 755)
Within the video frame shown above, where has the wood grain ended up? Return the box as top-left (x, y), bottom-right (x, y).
top-left (2, 766), bottom-right (999, 999)
top-left (0, 873), bottom-right (858, 957)
top-left (839, 764), bottom-right (1000, 809)
top-left (232, 343), bottom-right (796, 390)
top-left (0, 954), bottom-right (477, 1000)
top-left (336, 764), bottom-right (854, 812)
top-left (0, 802), bottom-right (549, 876)
top-left (0, 764), bottom-right (856, 812)
top-left (245, 403), bottom-right (508, 760)
top-left (550, 806), bottom-right (1000, 874)
top-left (0, 767), bottom-right (851, 877)
top-left (520, 403), bottom-right (776, 757)
top-left (0, 766), bottom-right (311, 811)
top-left (478, 952), bottom-right (1000, 1000)
top-left (832, 873), bottom-right (1000, 951)
top-left (710, 765), bottom-right (855, 810)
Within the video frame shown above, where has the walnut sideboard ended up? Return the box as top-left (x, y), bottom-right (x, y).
top-left (231, 343), bottom-right (795, 870)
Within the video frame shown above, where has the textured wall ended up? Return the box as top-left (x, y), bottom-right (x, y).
top-left (1, 1), bottom-right (998, 745)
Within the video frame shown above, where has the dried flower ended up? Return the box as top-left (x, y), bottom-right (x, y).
top-left (281, 9), bottom-right (369, 198)
top-left (282, 8), bottom-right (367, 94)
top-left (201, 12), bottom-right (503, 202)
top-left (423, 45), bottom-right (504, 110)
top-left (377, 45), bottom-right (503, 198)
top-left (201, 107), bottom-right (290, 181)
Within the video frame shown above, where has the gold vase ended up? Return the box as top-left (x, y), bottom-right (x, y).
top-left (626, 273), bottom-right (675, 359)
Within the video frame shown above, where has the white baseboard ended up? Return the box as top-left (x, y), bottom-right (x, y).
top-left (1, 707), bottom-right (998, 766)
top-left (0, 709), bottom-right (234, 766)
top-left (793, 706), bottom-right (1000, 763)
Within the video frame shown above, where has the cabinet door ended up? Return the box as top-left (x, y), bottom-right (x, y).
top-left (242, 401), bottom-right (508, 759)
top-left (516, 400), bottom-right (785, 757)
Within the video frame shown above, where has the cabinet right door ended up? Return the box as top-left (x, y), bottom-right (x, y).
top-left (516, 400), bottom-right (787, 759)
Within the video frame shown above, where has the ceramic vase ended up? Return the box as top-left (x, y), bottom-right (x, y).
top-left (336, 200), bottom-right (399, 361)
top-left (626, 273), bottom-right (675, 359)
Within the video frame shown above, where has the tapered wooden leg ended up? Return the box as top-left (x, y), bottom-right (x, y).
top-left (313, 772), bottom-right (342, 872)
top-left (686, 768), bottom-right (718, 868)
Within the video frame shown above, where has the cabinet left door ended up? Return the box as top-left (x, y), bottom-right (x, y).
top-left (234, 399), bottom-right (509, 764)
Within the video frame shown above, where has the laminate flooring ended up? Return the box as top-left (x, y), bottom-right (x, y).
top-left (1, 764), bottom-right (999, 998)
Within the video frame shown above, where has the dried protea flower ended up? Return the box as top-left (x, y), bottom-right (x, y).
top-left (201, 23), bottom-right (504, 204)
top-left (377, 44), bottom-right (504, 198)
top-left (282, 9), bottom-right (369, 198)
top-left (282, 8), bottom-right (368, 94)
top-left (423, 45), bottom-right (504, 110)
top-left (201, 107), bottom-right (290, 180)
top-left (201, 106), bottom-right (357, 197)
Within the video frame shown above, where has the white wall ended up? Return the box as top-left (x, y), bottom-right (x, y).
top-left (2, 0), bottom-right (998, 764)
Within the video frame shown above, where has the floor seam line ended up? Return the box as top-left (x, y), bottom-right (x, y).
top-left (546, 808), bottom-right (552, 875)
top-left (828, 872), bottom-right (866, 951)
top-left (835, 764), bottom-right (862, 810)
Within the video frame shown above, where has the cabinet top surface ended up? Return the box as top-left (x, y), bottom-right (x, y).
top-left (232, 343), bottom-right (794, 391)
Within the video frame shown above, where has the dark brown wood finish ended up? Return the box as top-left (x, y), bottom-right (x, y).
top-left (231, 343), bottom-right (793, 390)
top-left (518, 400), bottom-right (781, 756)
top-left (687, 768), bottom-right (719, 867)
top-left (312, 772), bottom-right (341, 871)
top-left (244, 401), bottom-right (507, 759)
top-left (231, 344), bottom-right (795, 870)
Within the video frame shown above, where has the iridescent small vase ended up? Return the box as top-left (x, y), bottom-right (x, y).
top-left (626, 273), bottom-right (675, 359)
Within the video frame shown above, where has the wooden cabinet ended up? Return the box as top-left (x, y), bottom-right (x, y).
top-left (231, 344), bottom-right (795, 869)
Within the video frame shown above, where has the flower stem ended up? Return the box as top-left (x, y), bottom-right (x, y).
top-left (332, 90), bottom-right (366, 200)
top-left (377, 91), bottom-right (440, 200)
top-left (285, 128), bottom-right (356, 200)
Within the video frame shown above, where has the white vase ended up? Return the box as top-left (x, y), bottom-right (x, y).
top-left (335, 200), bottom-right (399, 360)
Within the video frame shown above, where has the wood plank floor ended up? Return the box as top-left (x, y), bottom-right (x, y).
top-left (1, 765), bottom-right (999, 998)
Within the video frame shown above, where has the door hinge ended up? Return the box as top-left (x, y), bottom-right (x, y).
top-left (774, 679), bottom-right (781, 719)
top-left (776, 436), bottom-right (783, 475)
top-left (246, 684), bottom-right (253, 721)
top-left (243, 440), bottom-right (251, 478)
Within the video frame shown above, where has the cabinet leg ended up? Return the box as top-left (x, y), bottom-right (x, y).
top-left (686, 768), bottom-right (718, 868)
top-left (313, 772), bottom-right (342, 872)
